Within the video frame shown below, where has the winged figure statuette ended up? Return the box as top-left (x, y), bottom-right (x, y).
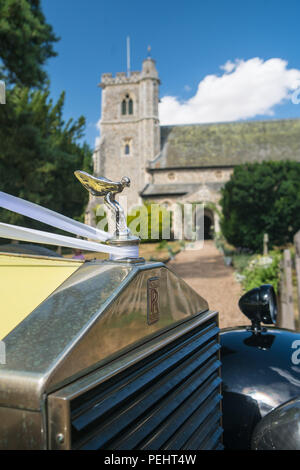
top-left (74, 171), bottom-right (131, 238)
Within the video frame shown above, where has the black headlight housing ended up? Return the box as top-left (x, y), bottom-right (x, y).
top-left (238, 284), bottom-right (277, 331)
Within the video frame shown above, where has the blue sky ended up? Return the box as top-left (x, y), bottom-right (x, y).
top-left (42, 0), bottom-right (300, 148)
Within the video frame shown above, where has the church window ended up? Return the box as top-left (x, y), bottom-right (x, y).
top-left (128, 99), bottom-right (133, 114)
top-left (121, 95), bottom-right (134, 116)
top-left (121, 99), bottom-right (127, 115)
top-left (122, 138), bottom-right (132, 156)
top-left (168, 172), bottom-right (176, 181)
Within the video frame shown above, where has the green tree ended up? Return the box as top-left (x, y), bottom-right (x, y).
top-left (0, 0), bottom-right (58, 87)
top-left (220, 161), bottom-right (300, 251)
top-left (127, 202), bottom-right (172, 242)
top-left (0, 1), bottom-right (92, 230)
top-left (0, 86), bottom-right (92, 229)
top-left (94, 202), bottom-right (172, 242)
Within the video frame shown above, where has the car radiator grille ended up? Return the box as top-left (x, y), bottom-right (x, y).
top-left (70, 315), bottom-right (222, 450)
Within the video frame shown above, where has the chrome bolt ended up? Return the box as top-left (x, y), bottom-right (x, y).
top-left (56, 433), bottom-right (65, 445)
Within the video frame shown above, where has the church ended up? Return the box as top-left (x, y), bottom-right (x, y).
top-left (89, 55), bottom-right (300, 237)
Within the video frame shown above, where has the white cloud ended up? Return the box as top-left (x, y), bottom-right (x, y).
top-left (220, 60), bottom-right (239, 73)
top-left (159, 58), bottom-right (300, 125)
top-left (95, 119), bottom-right (101, 147)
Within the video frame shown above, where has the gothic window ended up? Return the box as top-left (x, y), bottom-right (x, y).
top-left (122, 138), bottom-right (132, 156)
top-left (121, 94), bottom-right (134, 116)
top-left (128, 99), bottom-right (133, 114)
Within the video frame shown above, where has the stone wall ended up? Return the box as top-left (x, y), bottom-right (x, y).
top-left (151, 167), bottom-right (233, 185)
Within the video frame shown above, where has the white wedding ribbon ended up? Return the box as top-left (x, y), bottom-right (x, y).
top-left (0, 190), bottom-right (139, 259)
top-left (0, 191), bottom-right (111, 241)
top-left (0, 222), bottom-right (138, 259)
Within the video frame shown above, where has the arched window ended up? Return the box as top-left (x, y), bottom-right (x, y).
top-left (122, 138), bottom-right (132, 157)
top-left (121, 94), bottom-right (134, 116)
top-left (128, 99), bottom-right (133, 115)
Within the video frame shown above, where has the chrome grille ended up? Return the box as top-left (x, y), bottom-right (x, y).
top-left (70, 314), bottom-right (223, 450)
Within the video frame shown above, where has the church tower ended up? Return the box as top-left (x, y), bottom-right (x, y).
top-left (92, 56), bottom-right (161, 214)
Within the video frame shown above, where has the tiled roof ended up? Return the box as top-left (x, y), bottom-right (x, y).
top-left (141, 182), bottom-right (224, 198)
top-left (148, 119), bottom-right (300, 170)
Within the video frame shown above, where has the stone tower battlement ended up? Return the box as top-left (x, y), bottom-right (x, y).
top-left (100, 71), bottom-right (141, 86)
top-left (100, 59), bottom-right (160, 88)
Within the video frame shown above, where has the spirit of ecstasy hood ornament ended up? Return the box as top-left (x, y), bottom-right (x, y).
top-left (74, 171), bottom-right (139, 255)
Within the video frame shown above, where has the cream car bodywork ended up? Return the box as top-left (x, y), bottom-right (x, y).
top-left (0, 253), bottom-right (222, 450)
top-left (0, 253), bottom-right (83, 339)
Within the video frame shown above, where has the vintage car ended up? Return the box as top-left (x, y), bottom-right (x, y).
top-left (0, 172), bottom-right (300, 450)
top-left (1, 250), bottom-right (300, 450)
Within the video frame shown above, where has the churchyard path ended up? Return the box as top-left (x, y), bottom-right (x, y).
top-left (168, 240), bottom-right (245, 328)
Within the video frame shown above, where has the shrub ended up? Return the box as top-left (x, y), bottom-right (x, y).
top-left (220, 161), bottom-right (300, 252)
top-left (94, 203), bottom-right (172, 242)
top-left (232, 253), bottom-right (253, 273)
top-left (127, 203), bottom-right (172, 242)
top-left (214, 233), bottom-right (236, 256)
top-left (241, 251), bottom-right (282, 293)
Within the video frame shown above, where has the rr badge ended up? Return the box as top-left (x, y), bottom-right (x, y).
top-left (147, 277), bottom-right (160, 325)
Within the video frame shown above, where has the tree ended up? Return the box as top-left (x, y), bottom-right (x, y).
top-left (0, 1), bottom-right (92, 230)
top-left (94, 202), bottom-right (172, 242)
top-left (220, 161), bottom-right (300, 251)
top-left (0, 86), bottom-right (92, 229)
top-left (0, 0), bottom-right (58, 87)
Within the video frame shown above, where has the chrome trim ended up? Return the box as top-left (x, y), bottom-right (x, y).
top-left (0, 260), bottom-right (208, 410)
top-left (106, 256), bottom-right (145, 264)
top-left (0, 407), bottom-right (45, 450)
top-left (44, 264), bottom-right (209, 392)
top-left (47, 310), bottom-right (218, 450)
top-left (50, 310), bottom-right (217, 402)
top-left (48, 395), bottom-right (71, 450)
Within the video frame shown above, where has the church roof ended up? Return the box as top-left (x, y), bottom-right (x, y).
top-left (141, 183), bottom-right (199, 197)
top-left (141, 182), bottom-right (224, 198)
top-left (148, 119), bottom-right (300, 170)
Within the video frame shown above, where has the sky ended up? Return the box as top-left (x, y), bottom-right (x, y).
top-left (42, 0), bottom-right (300, 148)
